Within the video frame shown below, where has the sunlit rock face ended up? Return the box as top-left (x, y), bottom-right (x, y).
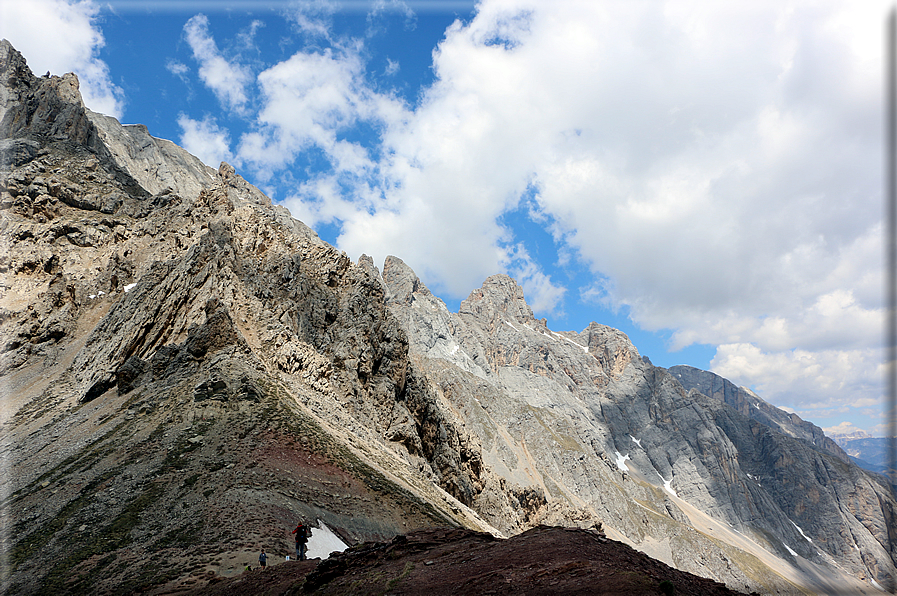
top-left (1, 39), bottom-right (491, 595)
top-left (384, 261), bottom-right (897, 592)
top-left (1, 38), bottom-right (893, 596)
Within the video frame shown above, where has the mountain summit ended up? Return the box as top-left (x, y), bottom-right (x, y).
top-left (1, 40), bottom-right (894, 595)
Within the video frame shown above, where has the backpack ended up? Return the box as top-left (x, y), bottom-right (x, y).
top-left (296, 525), bottom-right (309, 543)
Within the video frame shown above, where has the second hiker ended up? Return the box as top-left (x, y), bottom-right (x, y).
top-left (291, 520), bottom-right (312, 561)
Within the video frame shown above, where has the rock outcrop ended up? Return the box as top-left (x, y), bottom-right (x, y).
top-left (1, 39), bottom-right (894, 596)
top-left (191, 526), bottom-right (746, 596)
top-left (86, 111), bottom-right (216, 199)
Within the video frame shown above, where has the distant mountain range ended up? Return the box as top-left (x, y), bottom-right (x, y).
top-left (832, 436), bottom-right (896, 479)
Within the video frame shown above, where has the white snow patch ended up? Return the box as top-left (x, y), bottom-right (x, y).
top-left (305, 520), bottom-right (348, 560)
top-left (784, 543), bottom-right (798, 557)
top-left (123, 283), bottom-right (137, 293)
top-left (98, 291), bottom-right (105, 296)
top-left (629, 435), bottom-right (641, 447)
top-left (613, 451), bottom-right (630, 472)
top-left (504, 321), bottom-right (520, 333)
top-left (450, 345), bottom-right (459, 355)
top-left (753, 402), bottom-right (761, 409)
top-left (871, 578), bottom-right (884, 591)
top-left (790, 520), bottom-right (812, 542)
top-left (655, 471), bottom-right (677, 497)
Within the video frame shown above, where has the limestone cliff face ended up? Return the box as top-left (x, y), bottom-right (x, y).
top-left (669, 365), bottom-right (849, 463)
top-left (86, 111), bottom-right (217, 199)
top-left (383, 256), bottom-right (897, 594)
top-left (0, 41), bottom-right (495, 595)
top-left (1, 38), bottom-right (894, 596)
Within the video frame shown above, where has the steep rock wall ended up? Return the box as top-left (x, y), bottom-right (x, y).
top-left (0, 41), bottom-right (500, 594)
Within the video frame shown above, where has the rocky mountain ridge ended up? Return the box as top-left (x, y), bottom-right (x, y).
top-left (382, 256), bottom-right (896, 594)
top-left (1, 39), bottom-right (494, 594)
top-left (0, 39), bottom-right (894, 595)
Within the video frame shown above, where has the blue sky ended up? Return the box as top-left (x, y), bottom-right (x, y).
top-left (0, 0), bottom-right (890, 436)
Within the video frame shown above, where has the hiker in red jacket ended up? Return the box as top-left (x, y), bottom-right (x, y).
top-left (291, 521), bottom-right (312, 560)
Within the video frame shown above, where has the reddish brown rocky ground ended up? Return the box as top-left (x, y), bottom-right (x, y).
top-left (182, 526), bottom-right (749, 596)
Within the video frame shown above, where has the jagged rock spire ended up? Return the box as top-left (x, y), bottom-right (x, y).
top-left (460, 274), bottom-right (534, 326)
top-left (383, 255), bottom-right (432, 306)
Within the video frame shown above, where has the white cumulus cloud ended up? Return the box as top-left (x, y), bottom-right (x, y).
top-left (0, 0), bottom-right (123, 117)
top-left (711, 343), bottom-right (883, 413)
top-left (237, 48), bottom-right (394, 176)
top-left (177, 114), bottom-right (233, 169)
top-left (183, 13), bottom-right (253, 114)
top-left (166, 59), bottom-right (190, 80)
